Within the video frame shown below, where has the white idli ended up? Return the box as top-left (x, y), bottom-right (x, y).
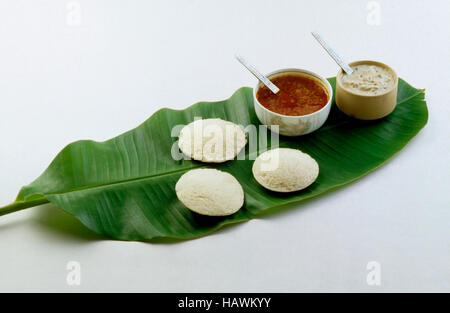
top-left (175, 168), bottom-right (244, 216)
top-left (252, 148), bottom-right (319, 192)
top-left (178, 118), bottom-right (247, 163)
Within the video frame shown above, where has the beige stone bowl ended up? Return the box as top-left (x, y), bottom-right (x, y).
top-left (336, 60), bottom-right (398, 120)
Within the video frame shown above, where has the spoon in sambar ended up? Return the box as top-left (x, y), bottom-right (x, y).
top-left (235, 54), bottom-right (280, 94)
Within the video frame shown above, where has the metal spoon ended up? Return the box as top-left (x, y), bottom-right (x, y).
top-left (235, 54), bottom-right (280, 94)
top-left (311, 32), bottom-right (353, 75)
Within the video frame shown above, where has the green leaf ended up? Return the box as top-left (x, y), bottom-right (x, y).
top-left (0, 78), bottom-right (428, 241)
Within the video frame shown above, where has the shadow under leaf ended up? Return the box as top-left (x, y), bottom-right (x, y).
top-left (32, 204), bottom-right (104, 242)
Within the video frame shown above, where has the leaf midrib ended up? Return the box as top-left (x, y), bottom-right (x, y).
top-left (21, 89), bottom-right (425, 204)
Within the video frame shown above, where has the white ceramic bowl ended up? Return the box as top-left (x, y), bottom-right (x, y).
top-left (253, 68), bottom-right (333, 136)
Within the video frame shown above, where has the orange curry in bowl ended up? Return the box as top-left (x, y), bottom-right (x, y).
top-left (256, 73), bottom-right (329, 116)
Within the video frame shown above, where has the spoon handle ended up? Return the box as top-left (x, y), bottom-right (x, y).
top-left (235, 55), bottom-right (280, 94)
top-left (311, 32), bottom-right (353, 75)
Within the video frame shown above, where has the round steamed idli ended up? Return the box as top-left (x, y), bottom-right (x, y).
top-left (252, 148), bottom-right (319, 192)
top-left (178, 118), bottom-right (247, 163)
top-left (175, 169), bottom-right (244, 216)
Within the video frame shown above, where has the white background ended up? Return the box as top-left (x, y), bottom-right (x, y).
top-left (0, 0), bottom-right (448, 292)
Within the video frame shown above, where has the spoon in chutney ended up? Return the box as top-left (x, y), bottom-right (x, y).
top-left (235, 54), bottom-right (280, 94)
top-left (311, 32), bottom-right (353, 75)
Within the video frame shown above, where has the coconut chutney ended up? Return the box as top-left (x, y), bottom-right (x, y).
top-left (339, 64), bottom-right (395, 96)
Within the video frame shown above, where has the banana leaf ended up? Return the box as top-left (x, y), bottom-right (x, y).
top-left (0, 78), bottom-right (428, 241)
